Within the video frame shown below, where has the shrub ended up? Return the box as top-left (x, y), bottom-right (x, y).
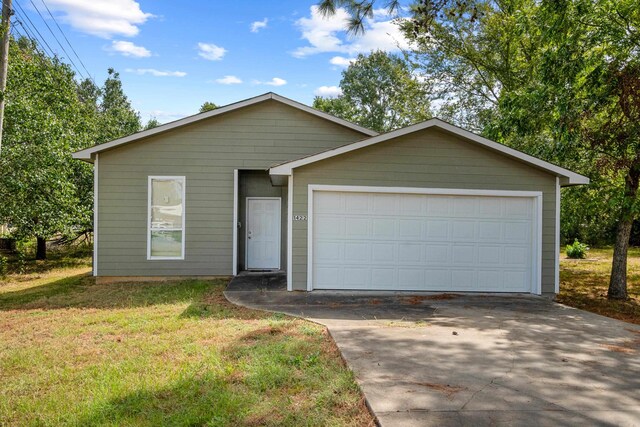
top-left (566, 239), bottom-right (589, 259)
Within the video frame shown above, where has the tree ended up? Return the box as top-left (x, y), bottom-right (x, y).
top-left (0, 38), bottom-right (94, 259)
top-left (531, 0), bottom-right (640, 299)
top-left (144, 117), bottom-right (161, 130)
top-left (98, 68), bottom-right (141, 143)
top-left (0, 38), bottom-right (143, 259)
top-left (199, 101), bottom-right (218, 113)
top-left (314, 50), bottom-right (431, 132)
top-left (319, 0), bottom-right (640, 299)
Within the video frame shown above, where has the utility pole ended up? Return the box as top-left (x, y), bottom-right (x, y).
top-left (0, 0), bottom-right (11, 155)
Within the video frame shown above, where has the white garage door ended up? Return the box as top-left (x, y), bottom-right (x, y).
top-left (311, 189), bottom-right (539, 292)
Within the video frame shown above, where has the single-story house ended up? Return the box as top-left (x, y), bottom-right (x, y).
top-left (73, 92), bottom-right (589, 296)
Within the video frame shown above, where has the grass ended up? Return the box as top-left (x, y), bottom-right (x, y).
top-left (0, 259), bottom-right (374, 426)
top-left (558, 247), bottom-right (640, 324)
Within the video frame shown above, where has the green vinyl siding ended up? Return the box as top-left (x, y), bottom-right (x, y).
top-left (96, 100), bottom-right (367, 276)
top-left (291, 127), bottom-right (559, 294)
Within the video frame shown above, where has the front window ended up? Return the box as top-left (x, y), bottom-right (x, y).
top-left (148, 176), bottom-right (185, 260)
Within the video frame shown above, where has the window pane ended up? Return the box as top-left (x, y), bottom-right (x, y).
top-left (151, 179), bottom-right (183, 229)
top-left (150, 230), bottom-right (183, 258)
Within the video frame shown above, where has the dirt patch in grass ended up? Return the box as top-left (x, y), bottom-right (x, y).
top-left (558, 248), bottom-right (640, 325)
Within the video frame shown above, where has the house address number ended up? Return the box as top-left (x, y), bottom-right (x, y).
top-left (294, 215), bottom-right (307, 221)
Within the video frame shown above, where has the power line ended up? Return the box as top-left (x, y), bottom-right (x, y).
top-left (13, 12), bottom-right (55, 59)
top-left (27, 0), bottom-right (86, 80)
top-left (13, 1), bottom-right (55, 58)
top-left (38, 0), bottom-right (93, 82)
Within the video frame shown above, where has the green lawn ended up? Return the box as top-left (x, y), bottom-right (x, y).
top-left (558, 247), bottom-right (640, 324)
top-left (0, 260), bottom-right (374, 426)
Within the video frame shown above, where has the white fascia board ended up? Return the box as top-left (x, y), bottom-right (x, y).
top-left (269, 119), bottom-right (590, 186)
top-left (72, 93), bottom-right (376, 161)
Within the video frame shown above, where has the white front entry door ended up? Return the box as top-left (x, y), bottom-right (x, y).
top-left (246, 198), bottom-right (281, 269)
top-left (311, 190), bottom-right (538, 292)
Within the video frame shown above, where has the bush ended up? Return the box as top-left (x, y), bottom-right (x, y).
top-left (566, 239), bottom-right (589, 259)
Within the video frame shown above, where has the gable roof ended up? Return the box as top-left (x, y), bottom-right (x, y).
top-left (72, 92), bottom-right (377, 162)
top-left (269, 118), bottom-right (589, 186)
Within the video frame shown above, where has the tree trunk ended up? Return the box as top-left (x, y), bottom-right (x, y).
top-left (35, 236), bottom-right (46, 260)
top-left (608, 163), bottom-right (640, 300)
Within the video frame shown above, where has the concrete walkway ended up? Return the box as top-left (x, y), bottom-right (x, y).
top-left (225, 276), bottom-right (640, 426)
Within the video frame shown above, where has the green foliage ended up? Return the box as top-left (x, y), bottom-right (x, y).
top-left (144, 117), bottom-right (161, 130)
top-left (0, 38), bottom-right (141, 258)
top-left (199, 101), bottom-right (218, 113)
top-left (566, 239), bottom-right (589, 260)
top-left (96, 68), bottom-right (141, 143)
top-left (313, 50), bottom-right (431, 132)
top-left (0, 38), bottom-right (94, 243)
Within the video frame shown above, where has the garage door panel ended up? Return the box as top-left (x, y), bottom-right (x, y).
top-left (312, 191), bottom-right (535, 292)
top-left (315, 266), bottom-right (341, 287)
top-left (372, 242), bottom-right (396, 263)
top-left (503, 271), bottom-right (529, 290)
top-left (399, 219), bottom-right (423, 240)
top-left (451, 270), bottom-right (477, 288)
top-left (426, 197), bottom-right (451, 216)
top-left (453, 197), bottom-right (478, 217)
top-left (451, 245), bottom-right (475, 265)
top-left (315, 192), bottom-right (344, 213)
top-left (451, 220), bottom-right (476, 240)
top-left (372, 218), bottom-right (396, 238)
top-left (425, 244), bottom-right (449, 263)
top-left (505, 198), bottom-right (533, 217)
top-left (426, 220), bottom-right (449, 240)
top-left (344, 242), bottom-right (370, 262)
top-left (478, 245), bottom-right (502, 264)
top-left (345, 217), bottom-right (369, 238)
top-left (504, 246), bottom-right (529, 265)
top-left (315, 215), bottom-right (344, 237)
top-left (371, 268), bottom-right (396, 287)
top-left (315, 241), bottom-right (342, 262)
top-left (344, 192), bottom-right (369, 213)
top-left (424, 269), bottom-right (452, 288)
top-left (504, 222), bottom-right (530, 241)
top-left (398, 242), bottom-right (423, 263)
top-left (478, 221), bottom-right (503, 241)
top-left (373, 194), bottom-right (399, 214)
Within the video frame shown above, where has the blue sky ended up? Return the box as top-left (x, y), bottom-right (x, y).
top-left (13, 0), bottom-right (410, 123)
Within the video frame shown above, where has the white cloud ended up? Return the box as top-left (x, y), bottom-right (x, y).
top-left (110, 40), bottom-right (151, 57)
top-left (254, 77), bottom-right (287, 86)
top-left (251, 18), bottom-right (268, 33)
top-left (197, 42), bottom-right (227, 61)
top-left (292, 6), bottom-right (410, 58)
top-left (45, 0), bottom-right (152, 38)
top-left (215, 75), bottom-right (242, 84)
top-left (314, 85), bottom-right (343, 97)
top-left (126, 68), bottom-right (187, 77)
top-left (329, 56), bottom-right (355, 67)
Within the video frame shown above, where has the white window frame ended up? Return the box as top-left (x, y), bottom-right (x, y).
top-left (147, 176), bottom-right (186, 260)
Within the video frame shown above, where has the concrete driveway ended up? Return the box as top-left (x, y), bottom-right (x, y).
top-left (225, 277), bottom-right (640, 426)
